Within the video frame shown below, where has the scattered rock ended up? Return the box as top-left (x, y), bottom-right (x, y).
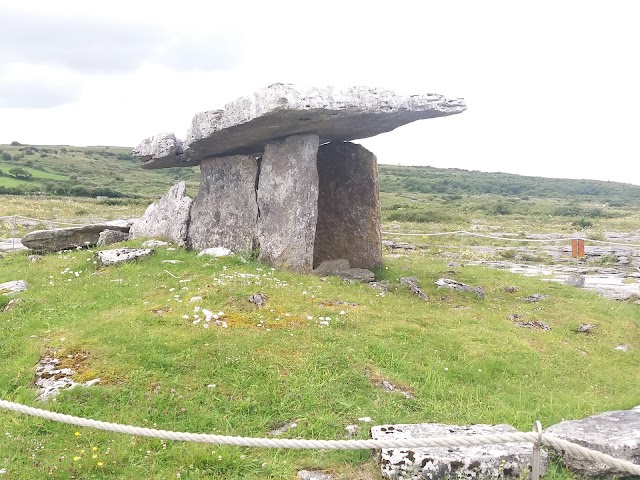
top-left (372, 423), bottom-right (547, 480)
top-left (297, 470), bottom-right (335, 480)
top-left (523, 294), bottom-right (549, 303)
top-left (130, 181), bottom-right (192, 246)
top-left (339, 268), bottom-right (375, 283)
top-left (446, 262), bottom-right (462, 268)
top-left (1, 298), bottom-right (19, 311)
top-left (576, 323), bottom-right (597, 334)
top-left (0, 280), bottom-right (28, 295)
top-left (162, 260), bottom-right (182, 264)
top-left (369, 281), bottom-right (389, 294)
top-left (187, 155), bottom-right (259, 252)
top-left (21, 222), bottom-right (131, 252)
top-left (504, 286), bottom-right (518, 293)
top-left (508, 313), bottom-right (524, 320)
top-left (135, 83), bottom-right (466, 169)
top-left (321, 300), bottom-right (358, 307)
top-left (544, 406), bottom-right (640, 478)
top-left (376, 380), bottom-right (415, 399)
top-left (97, 229), bottom-right (129, 247)
top-left (197, 247), bottom-right (232, 257)
top-left (313, 259), bottom-right (350, 276)
top-left (269, 421), bottom-right (297, 436)
top-left (399, 277), bottom-right (428, 301)
top-left (34, 353), bottom-right (100, 400)
top-left (516, 320), bottom-right (551, 331)
top-left (95, 248), bottom-right (154, 267)
top-left (434, 278), bottom-right (484, 299)
top-left (566, 274), bottom-right (586, 287)
top-left (248, 293), bottom-right (267, 307)
top-left (614, 344), bottom-right (629, 352)
top-left (142, 239), bottom-right (170, 248)
top-left (345, 424), bottom-right (359, 436)
top-left (314, 142), bottom-right (382, 270)
top-left (27, 254), bottom-right (41, 262)
top-left (384, 240), bottom-right (417, 251)
top-left (257, 134), bottom-right (320, 273)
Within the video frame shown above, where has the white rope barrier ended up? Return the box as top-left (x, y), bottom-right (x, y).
top-left (1, 215), bottom-right (86, 227)
top-left (382, 230), bottom-right (640, 247)
top-left (1, 400), bottom-right (639, 476)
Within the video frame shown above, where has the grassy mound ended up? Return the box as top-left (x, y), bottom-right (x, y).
top-left (1, 244), bottom-right (638, 479)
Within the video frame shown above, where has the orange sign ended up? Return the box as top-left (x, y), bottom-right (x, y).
top-left (571, 239), bottom-right (585, 258)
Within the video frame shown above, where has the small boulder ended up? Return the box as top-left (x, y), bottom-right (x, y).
top-left (614, 344), bottom-right (629, 352)
top-left (1, 280), bottom-right (28, 295)
top-left (297, 470), bottom-right (335, 480)
top-left (504, 286), bottom-right (518, 293)
top-left (576, 323), bottom-right (597, 334)
top-left (339, 268), bottom-right (375, 283)
top-left (400, 277), bottom-right (428, 301)
top-left (372, 423), bottom-right (547, 479)
top-left (97, 229), bottom-right (129, 247)
top-left (197, 247), bottom-right (232, 257)
top-left (566, 274), bottom-right (586, 287)
top-left (544, 406), bottom-right (640, 478)
top-left (523, 294), bottom-right (549, 303)
top-left (435, 278), bottom-right (484, 299)
top-left (95, 248), bottom-right (153, 267)
top-left (313, 259), bottom-right (350, 276)
top-left (248, 293), bottom-right (267, 307)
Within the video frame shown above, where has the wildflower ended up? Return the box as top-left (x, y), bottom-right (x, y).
top-left (73, 456), bottom-right (80, 461)
top-left (97, 462), bottom-right (103, 467)
top-left (92, 454), bottom-right (98, 459)
top-left (74, 432), bottom-right (81, 436)
top-left (92, 447), bottom-right (97, 451)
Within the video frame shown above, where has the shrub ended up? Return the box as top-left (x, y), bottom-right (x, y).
top-left (1, 152), bottom-right (12, 161)
top-left (572, 218), bottom-right (593, 229)
top-left (10, 140), bottom-right (22, 146)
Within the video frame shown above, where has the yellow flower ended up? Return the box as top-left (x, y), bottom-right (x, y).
top-left (92, 454), bottom-right (98, 459)
top-left (73, 456), bottom-right (80, 461)
top-left (97, 462), bottom-right (103, 467)
top-left (74, 432), bottom-right (81, 436)
top-left (92, 446), bottom-right (98, 451)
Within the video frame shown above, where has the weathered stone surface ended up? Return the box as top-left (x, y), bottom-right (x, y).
top-left (97, 229), bottom-right (129, 247)
top-left (314, 142), bottom-right (381, 270)
top-left (0, 238), bottom-right (27, 251)
top-left (544, 406), bottom-right (640, 478)
top-left (1, 280), bottom-right (28, 295)
top-left (567, 274), bottom-right (586, 287)
top-left (141, 239), bottom-right (170, 248)
top-left (372, 423), bottom-right (547, 479)
top-left (297, 470), bottom-right (335, 480)
top-left (134, 84), bottom-right (466, 169)
top-left (339, 268), bottom-right (375, 283)
top-left (21, 222), bottom-right (131, 252)
top-left (187, 155), bottom-right (258, 253)
top-left (197, 247), bottom-right (232, 257)
top-left (435, 278), bottom-right (484, 299)
top-left (95, 248), bottom-right (153, 266)
top-left (130, 182), bottom-right (192, 246)
top-left (400, 277), bottom-right (429, 301)
top-left (257, 134), bottom-right (319, 273)
top-left (313, 259), bottom-right (350, 276)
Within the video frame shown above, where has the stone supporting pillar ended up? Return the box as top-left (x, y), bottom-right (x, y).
top-left (314, 142), bottom-right (382, 270)
top-left (187, 155), bottom-right (259, 253)
top-left (257, 134), bottom-right (320, 273)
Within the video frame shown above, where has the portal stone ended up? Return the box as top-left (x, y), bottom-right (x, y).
top-left (257, 134), bottom-right (319, 273)
top-left (187, 155), bottom-right (259, 253)
top-left (314, 142), bottom-right (381, 270)
top-left (130, 181), bottom-right (192, 246)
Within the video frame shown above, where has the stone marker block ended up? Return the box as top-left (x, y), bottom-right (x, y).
top-left (314, 142), bottom-right (382, 270)
top-left (257, 134), bottom-right (319, 273)
top-left (188, 155), bottom-right (259, 253)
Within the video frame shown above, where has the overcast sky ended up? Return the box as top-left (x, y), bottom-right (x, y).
top-left (1, 0), bottom-right (638, 185)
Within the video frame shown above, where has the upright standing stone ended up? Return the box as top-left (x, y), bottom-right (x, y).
top-left (314, 142), bottom-right (382, 270)
top-left (130, 181), bottom-right (192, 246)
top-left (187, 155), bottom-right (259, 253)
top-left (257, 134), bottom-right (319, 273)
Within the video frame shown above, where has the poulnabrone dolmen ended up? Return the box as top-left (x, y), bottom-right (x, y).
top-left (133, 84), bottom-right (466, 273)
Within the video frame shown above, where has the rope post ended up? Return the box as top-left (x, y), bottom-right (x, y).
top-left (531, 420), bottom-right (542, 480)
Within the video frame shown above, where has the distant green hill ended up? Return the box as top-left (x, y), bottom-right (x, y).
top-left (379, 164), bottom-right (640, 207)
top-left (0, 144), bottom-right (199, 199)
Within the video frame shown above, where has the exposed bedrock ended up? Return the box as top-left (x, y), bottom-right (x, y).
top-left (314, 142), bottom-right (381, 270)
top-left (257, 134), bottom-right (320, 273)
top-left (135, 84), bottom-right (466, 169)
top-left (187, 155), bottom-right (259, 253)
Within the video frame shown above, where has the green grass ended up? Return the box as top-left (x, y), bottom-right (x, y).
top-left (1, 243), bottom-right (638, 479)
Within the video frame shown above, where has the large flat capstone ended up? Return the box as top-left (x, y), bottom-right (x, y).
top-left (134, 84), bottom-right (466, 169)
top-left (371, 423), bottom-right (547, 479)
top-left (187, 155), bottom-right (259, 253)
top-left (130, 181), bottom-right (192, 246)
top-left (544, 406), bottom-right (640, 478)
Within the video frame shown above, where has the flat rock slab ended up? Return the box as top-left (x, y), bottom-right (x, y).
top-left (97, 229), bottom-right (129, 246)
top-left (21, 222), bottom-right (132, 252)
top-left (372, 423), bottom-right (547, 480)
top-left (544, 406), bottom-right (640, 478)
top-left (1, 280), bottom-right (28, 295)
top-left (134, 84), bottom-right (466, 168)
top-left (96, 248), bottom-right (153, 266)
top-left (130, 181), bottom-right (192, 246)
top-left (0, 238), bottom-right (27, 251)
